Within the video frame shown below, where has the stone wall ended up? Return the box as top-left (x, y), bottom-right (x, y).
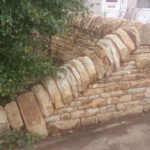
top-left (1, 16), bottom-right (150, 137)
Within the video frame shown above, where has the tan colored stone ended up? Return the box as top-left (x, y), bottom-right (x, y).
top-left (61, 113), bottom-right (71, 120)
top-left (83, 88), bottom-right (104, 96)
top-left (107, 97), bottom-right (119, 104)
top-left (101, 92), bottom-right (111, 98)
top-left (105, 34), bottom-right (129, 62)
top-left (62, 66), bottom-right (78, 98)
top-left (119, 95), bottom-right (132, 103)
top-left (4, 102), bottom-right (23, 129)
top-left (115, 28), bottom-right (135, 51)
top-left (47, 119), bottom-right (80, 130)
top-left (133, 93), bottom-right (145, 101)
top-left (55, 107), bottom-right (75, 114)
top-left (123, 26), bottom-right (140, 48)
top-left (78, 56), bottom-right (97, 82)
top-left (101, 105), bottom-right (116, 113)
top-left (17, 92), bottom-right (48, 136)
top-left (71, 59), bottom-right (90, 91)
top-left (71, 110), bottom-right (85, 119)
top-left (45, 115), bottom-right (60, 123)
top-left (66, 63), bottom-right (82, 92)
top-left (110, 90), bottom-right (123, 97)
top-left (81, 116), bottom-right (96, 126)
top-left (116, 101), bottom-right (140, 111)
top-left (79, 98), bottom-right (106, 109)
top-left (127, 88), bottom-right (145, 95)
top-left (130, 79), bottom-right (150, 88)
top-left (86, 108), bottom-right (100, 116)
top-left (32, 84), bottom-right (54, 118)
top-left (123, 73), bottom-right (144, 81)
top-left (0, 106), bottom-right (10, 136)
top-left (56, 72), bottom-right (73, 105)
top-left (84, 50), bottom-right (105, 79)
top-left (43, 78), bottom-right (64, 109)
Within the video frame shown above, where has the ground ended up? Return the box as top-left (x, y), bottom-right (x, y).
top-left (20, 111), bottom-right (150, 150)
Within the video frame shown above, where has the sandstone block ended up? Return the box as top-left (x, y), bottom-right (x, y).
top-left (56, 72), bottom-right (73, 105)
top-left (45, 115), bottom-right (60, 123)
top-left (62, 66), bottom-right (78, 98)
top-left (84, 50), bottom-right (105, 79)
top-left (78, 56), bottom-right (97, 82)
top-left (115, 28), bottom-right (135, 51)
top-left (127, 87), bottom-right (145, 95)
top-left (101, 92), bottom-right (111, 98)
top-left (66, 63), bottom-right (82, 92)
top-left (101, 105), bottom-right (116, 113)
top-left (86, 108), bottom-right (100, 116)
top-left (133, 93), bottom-right (145, 101)
top-left (0, 106), bottom-right (10, 136)
top-left (81, 116), bottom-right (96, 126)
top-left (47, 119), bottom-right (80, 130)
top-left (17, 92), bottom-right (48, 136)
top-left (61, 113), bottom-right (71, 120)
top-left (71, 59), bottom-right (90, 91)
top-left (55, 107), bottom-right (75, 114)
top-left (123, 73), bottom-right (144, 81)
top-left (83, 88), bottom-right (104, 97)
top-left (119, 95), bottom-right (132, 103)
top-left (43, 78), bottom-right (64, 109)
top-left (130, 79), bottom-right (150, 88)
top-left (4, 101), bottom-right (24, 129)
top-left (145, 87), bottom-right (150, 98)
top-left (110, 90), bottom-right (123, 97)
top-left (71, 110), bottom-right (85, 119)
top-left (79, 98), bottom-right (106, 109)
top-left (32, 84), bottom-right (54, 117)
top-left (107, 97), bottom-right (119, 104)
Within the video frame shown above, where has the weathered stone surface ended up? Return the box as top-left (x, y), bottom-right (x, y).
top-left (78, 56), bottom-right (97, 82)
top-left (105, 34), bottom-right (129, 62)
top-left (81, 116), bottom-right (96, 126)
top-left (17, 92), bottom-right (48, 136)
top-left (101, 105), bottom-right (116, 113)
top-left (71, 59), bottom-right (90, 91)
top-left (47, 119), bottom-right (80, 130)
top-left (123, 26), bottom-right (140, 48)
top-left (62, 66), bottom-right (78, 98)
top-left (32, 84), bottom-right (54, 117)
top-left (0, 106), bottom-right (10, 136)
top-left (115, 28), bottom-right (135, 51)
top-left (79, 98), bottom-right (106, 109)
top-left (61, 113), bottom-right (71, 120)
top-left (84, 50), bottom-right (105, 79)
top-left (86, 108), bottom-right (100, 116)
top-left (66, 63), bottom-right (83, 92)
top-left (145, 87), bottom-right (150, 98)
top-left (43, 78), bottom-right (64, 109)
top-left (83, 88), bottom-right (104, 96)
top-left (71, 110), bottom-right (85, 119)
top-left (45, 115), bottom-right (60, 123)
top-left (107, 97), bottom-right (119, 104)
top-left (119, 95), bottom-right (132, 103)
top-left (132, 93), bottom-right (145, 101)
top-left (127, 88), bottom-right (145, 95)
top-left (56, 72), bottom-right (73, 105)
top-left (130, 79), bottom-right (150, 88)
top-left (4, 102), bottom-right (24, 129)
top-left (110, 90), bottom-right (123, 97)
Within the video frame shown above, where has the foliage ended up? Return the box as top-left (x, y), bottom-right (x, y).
top-left (0, 129), bottom-right (45, 150)
top-left (0, 0), bottom-right (86, 105)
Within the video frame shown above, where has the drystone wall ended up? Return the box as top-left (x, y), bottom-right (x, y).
top-left (1, 16), bottom-right (150, 137)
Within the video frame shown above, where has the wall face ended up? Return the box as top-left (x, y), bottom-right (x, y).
top-left (1, 15), bottom-right (150, 137)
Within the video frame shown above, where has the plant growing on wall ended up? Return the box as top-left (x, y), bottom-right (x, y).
top-left (0, 0), bottom-right (86, 105)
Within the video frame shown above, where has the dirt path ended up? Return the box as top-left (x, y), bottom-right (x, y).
top-left (23, 111), bottom-right (150, 150)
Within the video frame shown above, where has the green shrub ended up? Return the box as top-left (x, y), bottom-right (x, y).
top-left (0, 129), bottom-right (45, 150)
top-left (0, 0), bottom-right (86, 105)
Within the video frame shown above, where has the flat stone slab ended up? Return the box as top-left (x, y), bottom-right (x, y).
top-left (56, 72), bottom-right (73, 105)
top-left (32, 84), bottom-right (54, 118)
top-left (17, 92), bottom-right (48, 136)
top-left (43, 78), bottom-right (64, 109)
top-left (0, 106), bottom-right (10, 136)
top-left (4, 101), bottom-right (24, 129)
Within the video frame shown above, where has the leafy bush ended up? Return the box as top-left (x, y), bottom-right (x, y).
top-left (0, 129), bottom-right (45, 150)
top-left (0, 0), bottom-right (86, 105)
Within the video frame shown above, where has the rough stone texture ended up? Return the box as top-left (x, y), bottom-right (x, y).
top-left (86, 108), bottom-right (100, 116)
top-left (17, 92), bottom-right (48, 136)
top-left (4, 101), bottom-right (24, 129)
top-left (56, 72), bottom-right (73, 105)
top-left (32, 84), bottom-right (54, 117)
top-left (47, 119), bottom-right (80, 130)
top-left (71, 110), bottom-right (85, 119)
top-left (43, 78), bottom-right (64, 109)
top-left (78, 56), bottom-right (97, 82)
top-left (0, 106), bottom-right (10, 136)
top-left (62, 66), bottom-right (79, 98)
top-left (101, 105), bottom-right (116, 113)
top-left (66, 63), bottom-right (83, 92)
top-left (71, 59), bottom-right (90, 91)
top-left (83, 88), bottom-right (104, 96)
top-left (115, 28), bottom-right (135, 51)
top-left (81, 116), bottom-right (96, 126)
top-left (45, 115), bottom-right (60, 123)
top-left (119, 95), bottom-right (132, 103)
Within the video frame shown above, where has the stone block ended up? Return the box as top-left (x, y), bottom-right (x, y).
top-left (43, 78), bottom-right (64, 109)
top-left (132, 93), bottom-right (145, 101)
top-left (0, 106), bottom-right (10, 136)
top-left (101, 105), bottom-right (116, 113)
top-left (61, 113), bottom-right (71, 120)
top-left (47, 119), bottom-right (80, 130)
top-left (71, 110), bottom-right (85, 119)
top-left (17, 92), bottom-right (48, 136)
top-left (56, 72), bottom-right (73, 105)
top-left (119, 95), bottom-right (132, 103)
top-left (130, 79), bottom-right (150, 88)
top-left (127, 87), bottom-right (145, 95)
top-left (45, 115), bottom-right (60, 123)
top-left (81, 116), bottom-right (96, 126)
top-left (86, 108), bottom-right (100, 116)
top-left (32, 84), bottom-right (54, 117)
top-left (107, 97), bottom-right (119, 104)
top-left (110, 90), bottom-right (123, 97)
top-left (83, 88), bottom-right (104, 97)
top-left (4, 101), bottom-right (24, 129)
